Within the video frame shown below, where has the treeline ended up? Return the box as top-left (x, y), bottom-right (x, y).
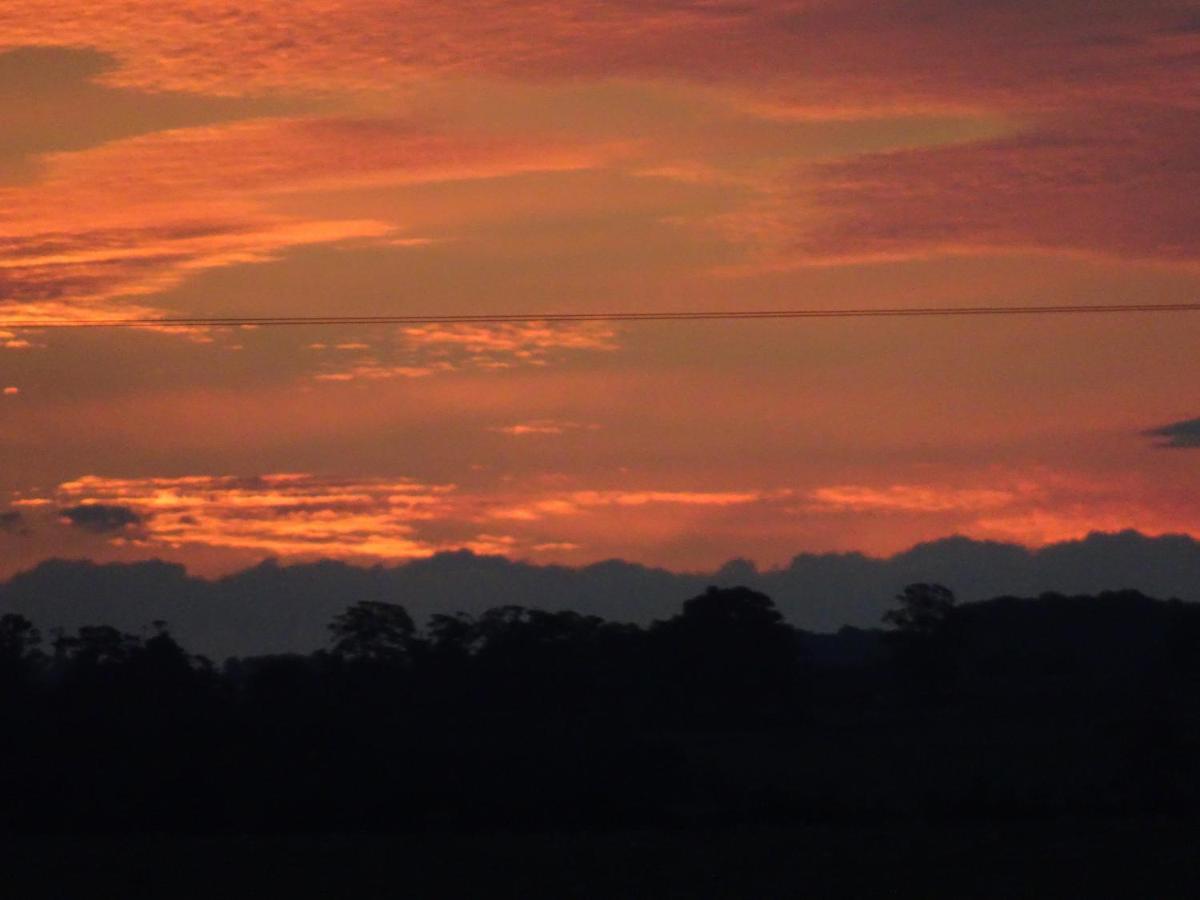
top-left (2, 584), bottom-right (1200, 833)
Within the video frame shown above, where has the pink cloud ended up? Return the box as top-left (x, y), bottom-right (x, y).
top-left (716, 105), bottom-right (1200, 268)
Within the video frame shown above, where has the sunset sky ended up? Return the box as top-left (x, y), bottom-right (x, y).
top-left (1, 1), bottom-right (1198, 577)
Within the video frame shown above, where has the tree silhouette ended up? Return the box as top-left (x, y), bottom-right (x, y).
top-left (882, 583), bottom-right (956, 636)
top-left (882, 583), bottom-right (958, 698)
top-left (51, 624), bottom-right (140, 668)
top-left (0, 613), bottom-right (43, 693)
top-left (328, 600), bottom-right (416, 664)
top-left (651, 586), bottom-right (805, 726)
top-left (2, 580), bottom-right (1200, 836)
top-left (0, 613), bottom-right (40, 662)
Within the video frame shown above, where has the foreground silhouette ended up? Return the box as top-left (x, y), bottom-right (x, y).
top-left (2, 581), bottom-right (1199, 840)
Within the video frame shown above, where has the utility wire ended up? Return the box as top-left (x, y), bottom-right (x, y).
top-left (3, 302), bottom-right (1200, 329)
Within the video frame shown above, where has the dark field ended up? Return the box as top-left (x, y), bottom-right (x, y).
top-left (6, 821), bottom-right (1200, 899)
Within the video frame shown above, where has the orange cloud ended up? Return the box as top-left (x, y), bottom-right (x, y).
top-left (0, 115), bottom-right (612, 330)
top-left (310, 323), bottom-right (619, 382)
top-left (1, 3), bottom-right (1197, 578)
top-left (313, 364), bottom-right (446, 382)
top-left (804, 473), bottom-right (1200, 550)
top-left (0, 329), bottom-right (34, 349)
top-left (486, 489), bottom-right (776, 522)
top-left (2, 1), bottom-right (1192, 338)
top-left (490, 420), bottom-right (597, 436)
top-left (53, 474), bottom-right (457, 560)
top-left (1, 465), bottom-right (1196, 575)
top-left (807, 484), bottom-right (1020, 514)
top-left (28, 474), bottom-right (788, 568)
top-left (399, 322), bottom-right (618, 356)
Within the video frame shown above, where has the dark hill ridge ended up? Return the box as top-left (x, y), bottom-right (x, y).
top-left (2, 530), bottom-right (1198, 660)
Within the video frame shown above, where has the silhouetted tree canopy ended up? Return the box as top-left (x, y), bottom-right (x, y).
top-left (649, 586), bottom-right (806, 726)
top-left (328, 600), bottom-right (416, 664)
top-left (0, 613), bottom-right (40, 660)
top-left (0, 582), bottom-right (1198, 835)
top-left (882, 583), bottom-right (956, 636)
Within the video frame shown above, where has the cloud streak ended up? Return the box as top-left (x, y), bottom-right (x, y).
top-left (311, 322), bottom-right (620, 382)
top-left (0, 115), bottom-right (614, 331)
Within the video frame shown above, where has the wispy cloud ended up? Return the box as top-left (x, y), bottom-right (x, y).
top-left (311, 322), bottom-right (619, 382)
top-left (0, 116), bottom-right (612, 333)
top-left (807, 484), bottom-right (1020, 514)
top-left (487, 489), bottom-right (776, 521)
top-left (489, 420), bottom-right (598, 437)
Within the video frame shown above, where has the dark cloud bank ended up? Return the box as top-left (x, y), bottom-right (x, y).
top-left (3, 530), bottom-right (1199, 661)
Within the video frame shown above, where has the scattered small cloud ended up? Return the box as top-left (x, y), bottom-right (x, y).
top-left (489, 419), bottom-right (598, 437)
top-left (59, 503), bottom-right (144, 533)
top-left (313, 322), bottom-right (618, 383)
top-left (314, 362), bottom-right (444, 382)
top-left (1144, 417), bottom-right (1200, 449)
top-left (400, 322), bottom-right (617, 358)
top-left (381, 237), bottom-right (439, 248)
top-left (532, 541), bottom-right (582, 552)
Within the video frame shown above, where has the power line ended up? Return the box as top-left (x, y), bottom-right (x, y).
top-left (3, 302), bottom-right (1200, 329)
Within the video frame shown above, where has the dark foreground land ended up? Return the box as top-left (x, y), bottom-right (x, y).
top-left (6, 583), bottom-right (1200, 895)
top-left (6, 821), bottom-right (1200, 899)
